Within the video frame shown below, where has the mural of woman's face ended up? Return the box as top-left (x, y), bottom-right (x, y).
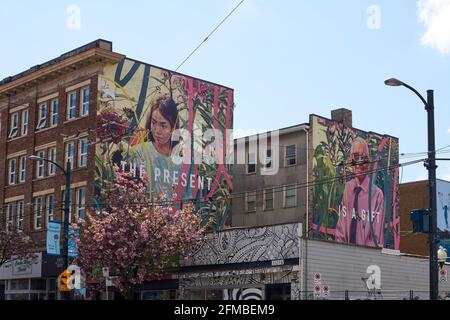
top-left (151, 108), bottom-right (174, 148)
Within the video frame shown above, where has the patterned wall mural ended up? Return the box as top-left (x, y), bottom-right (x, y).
top-left (310, 115), bottom-right (400, 249)
top-left (183, 223), bottom-right (300, 266)
top-left (95, 58), bottom-right (234, 230)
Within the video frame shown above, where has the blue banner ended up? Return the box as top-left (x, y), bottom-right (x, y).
top-left (68, 225), bottom-right (80, 258)
top-left (47, 221), bottom-right (61, 256)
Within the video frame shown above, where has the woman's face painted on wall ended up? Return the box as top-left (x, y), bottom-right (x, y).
top-left (151, 108), bottom-right (174, 149)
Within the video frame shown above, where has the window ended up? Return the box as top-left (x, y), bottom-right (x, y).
top-left (17, 201), bottom-right (24, 231)
top-left (65, 142), bottom-right (75, 170)
top-left (36, 150), bottom-right (46, 178)
top-left (19, 156), bottom-right (27, 183)
top-left (6, 204), bottom-right (14, 232)
top-left (46, 194), bottom-right (55, 223)
top-left (285, 145), bottom-right (296, 166)
top-left (36, 103), bottom-right (47, 130)
top-left (62, 190), bottom-right (73, 223)
top-left (21, 110), bottom-right (28, 136)
top-left (34, 197), bottom-right (43, 230)
top-left (48, 147), bottom-right (57, 176)
top-left (247, 152), bottom-right (256, 174)
top-left (265, 149), bottom-right (272, 168)
top-left (81, 87), bottom-right (90, 116)
top-left (67, 91), bottom-right (77, 120)
top-left (245, 191), bottom-right (256, 212)
top-left (51, 98), bottom-right (58, 127)
top-left (8, 159), bottom-right (17, 185)
top-left (284, 184), bottom-right (297, 208)
top-left (8, 112), bottom-right (18, 138)
top-left (79, 138), bottom-right (88, 167)
top-left (76, 188), bottom-right (86, 220)
top-left (264, 188), bottom-right (274, 210)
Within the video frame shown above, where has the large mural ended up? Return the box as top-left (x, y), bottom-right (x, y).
top-left (437, 179), bottom-right (450, 255)
top-left (310, 115), bottom-right (400, 249)
top-left (95, 59), bottom-right (234, 230)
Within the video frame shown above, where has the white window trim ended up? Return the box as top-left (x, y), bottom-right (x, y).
top-left (245, 191), bottom-right (257, 213)
top-left (50, 98), bottom-right (59, 127)
top-left (48, 148), bottom-right (57, 176)
top-left (80, 86), bottom-right (90, 117)
top-left (6, 203), bottom-right (14, 232)
top-left (46, 194), bottom-right (55, 224)
top-left (17, 201), bottom-right (24, 232)
top-left (263, 187), bottom-right (275, 211)
top-left (246, 152), bottom-right (257, 174)
top-left (66, 142), bottom-right (75, 170)
top-left (19, 156), bottom-right (27, 183)
top-left (76, 188), bottom-right (86, 220)
top-left (285, 145), bottom-right (297, 167)
top-left (21, 110), bottom-right (28, 136)
top-left (283, 184), bottom-right (297, 208)
top-left (8, 159), bottom-right (17, 185)
top-left (78, 138), bottom-right (88, 168)
top-left (36, 103), bottom-right (47, 130)
top-left (36, 150), bottom-right (46, 179)
top-left (34, 197), bottom-right (43, 230)
top-left (8, 112), bottom-right (18, 139)
top-left (67, 91), bottom-right (77, 120)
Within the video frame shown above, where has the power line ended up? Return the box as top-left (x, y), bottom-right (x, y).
top-left (175, 0), bottom-right (246, 72)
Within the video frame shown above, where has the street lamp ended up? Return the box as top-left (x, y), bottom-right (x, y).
top-left (29, 155), bottom-right (72, 294)
top-left (384, 78), bottom-right (438, 300)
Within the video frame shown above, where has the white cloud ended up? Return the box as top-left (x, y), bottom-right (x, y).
top-left (417, 0), bottom-right (450, 54)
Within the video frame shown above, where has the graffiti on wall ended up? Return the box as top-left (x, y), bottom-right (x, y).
top-left (310, 115), bottom-right (400, 249)
top-left (183, 223), bottom-right (300, 266)
top-left (95, 59), bottom-right (234, 230)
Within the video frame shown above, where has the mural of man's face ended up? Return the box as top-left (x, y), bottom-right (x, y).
top-left (151, 109), bottom-right (173, 148)
top-left (350, 140), bottom-right (370, 177)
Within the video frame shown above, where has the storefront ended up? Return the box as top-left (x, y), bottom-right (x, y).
top-left (0, 252), bottom-right (64, 300)
top-left (178, 223), bottom-right (301, 300)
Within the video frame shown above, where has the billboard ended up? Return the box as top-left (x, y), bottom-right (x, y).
top-left (310, 115), bottom-right (400, 249)
top-left (437, 179), bottom-right (450, 255)
top-left (95, 58), bottom-right (233, 229)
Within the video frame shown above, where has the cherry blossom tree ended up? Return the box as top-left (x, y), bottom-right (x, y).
top-left (74, 165), bottom-right (207, 299)
top-left (0, 230), bottom-right (38, 268)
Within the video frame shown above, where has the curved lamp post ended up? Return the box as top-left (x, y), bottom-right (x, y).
top-left (384, 78), bottom-right (438, 300)
top-left (29, 156), bottom-right (72, 286)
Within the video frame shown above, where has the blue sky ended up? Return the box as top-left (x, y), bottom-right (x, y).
top-left (1, 0), bottom-right (449, 183)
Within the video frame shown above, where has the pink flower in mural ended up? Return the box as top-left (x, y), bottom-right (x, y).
top-left (96, 112), bottom-right (131, 144)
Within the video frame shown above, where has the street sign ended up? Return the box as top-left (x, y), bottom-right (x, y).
top-left (102, 267), bottom-right (109, 277)
top-left (322, 285), bottom-right (330, 298)
top-left (58, 269), bottom-right (72, 292)
top-left (440, 269), bottom-right (448, 282)
top-left (313, 284), bottom-right (322, 299)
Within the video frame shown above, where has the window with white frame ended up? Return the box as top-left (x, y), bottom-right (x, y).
top-left (17, 201), bottom-right (24, 231)
top-left (79, 138), bottom-right (88, 167)
top-left (8, 112), bottom-right (18, 138)
top-left (62, 190), bottom-right (73, 223)
top-left (65, 142), bottom-right (75, 170)
top-left (34, 197), bottom-right (43, 230)
top-left (19, 156), bottom-right (27, 183)
top-left (285, 145), bottom-right (296, 166)
top-left (48, 147), bottom-right (57, 176)
top-left (36, 150), bottom-right (46, 178)
top-left (46, 194), bottom-right (55, 223)
top-left (6, 203), bottom-right (14, 232)
top-left (246, 152), bottom-right (256, 174)
top-left (36, 103), bottom-right (47, 130)
top-left (284, 184), bottom-right (297, 208)
top-left (21, 110), bottom-right (28, 136)
top-left (245, 191), bottom-right (256, 212)
top-left (8, 159), bottom-right (17, 185)
top-left (51, 98), bottom-right (58, 127)
top-left (264, 188), bottom-right (274, 210)
top-left (81, 87), bottom-right (90, 116)
top-left (67, 91), bottom-right (77, 120)
top-left (76, 187), bottom-right (86, 220)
